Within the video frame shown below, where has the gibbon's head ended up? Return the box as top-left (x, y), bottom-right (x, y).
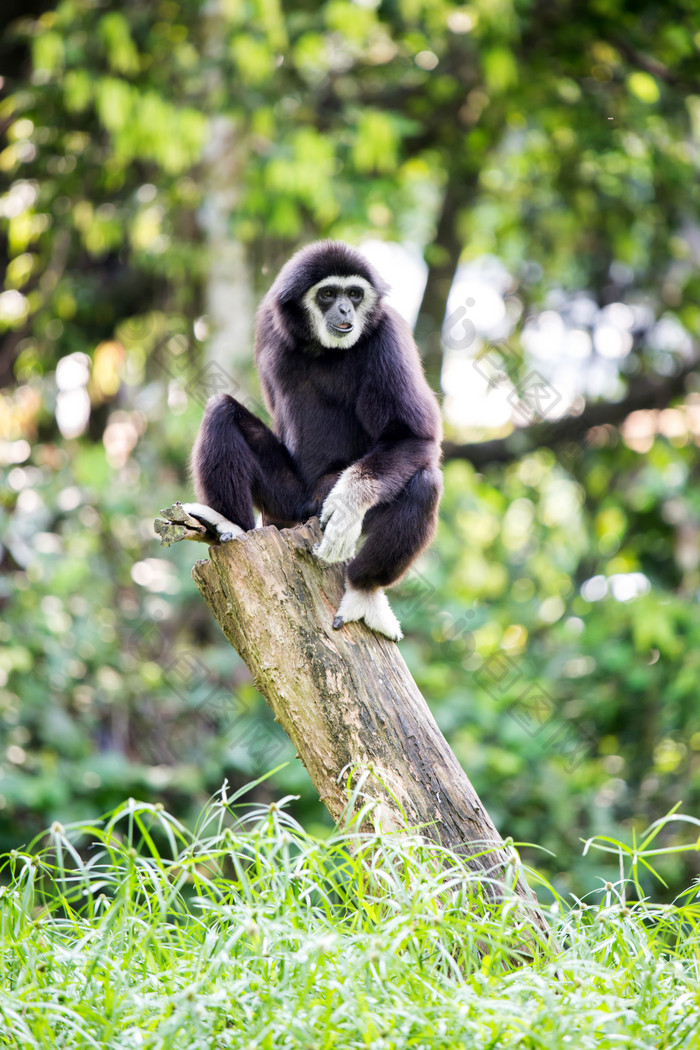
top-left (268, 241), bottom-right (388, 350)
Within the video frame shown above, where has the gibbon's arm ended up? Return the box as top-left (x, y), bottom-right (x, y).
top-left (315, 435), bottom-right (438, 564)
top-left (345, 309), bottom-right (441, 501)
top-left (315, 311), bottom-right (441, 563)
top-left (256, 358), bottom-right (276, 417)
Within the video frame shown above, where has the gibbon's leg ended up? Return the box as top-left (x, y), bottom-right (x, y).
top-left (333, 467), bottom-right (442, 642)
top-left (181, 502), bottom-right (245, 542)
top-left (186, 394), bottom-right (311, 539)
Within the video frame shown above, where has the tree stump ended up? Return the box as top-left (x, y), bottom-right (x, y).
top-left (155, 506), bottom-right (550, 937)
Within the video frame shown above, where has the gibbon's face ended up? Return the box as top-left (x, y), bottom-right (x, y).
top-left (302, 275), bottom-right (378, 349)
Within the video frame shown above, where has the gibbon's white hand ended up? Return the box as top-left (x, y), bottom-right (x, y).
top-left (314, 490), bottom-right (364, 563)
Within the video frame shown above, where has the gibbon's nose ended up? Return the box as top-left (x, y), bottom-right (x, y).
top-left (338, 301), bottom-right (351, 316)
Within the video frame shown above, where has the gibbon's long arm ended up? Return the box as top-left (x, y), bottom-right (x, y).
top-left (314, 310), bottom-right (441, 569)
top-left (340, 309), bottom-right (441, 508)
top-left (344, 435), bottom-right (440, 502)
top-left (314, 433), bottom-right (439, 568)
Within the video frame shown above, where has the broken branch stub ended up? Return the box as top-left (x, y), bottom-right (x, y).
top-left (154, 502), bottom-right (215, 546)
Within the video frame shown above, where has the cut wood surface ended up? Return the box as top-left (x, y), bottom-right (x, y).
top-left (179, 513), bottom-right (549, 934)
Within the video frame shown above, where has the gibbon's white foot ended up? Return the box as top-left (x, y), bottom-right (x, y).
top-left (332, 583), bottom-right (403, 642)
top-left (314, 466), bottom-right (378, 564)
top-left (181, 503), bottom-right (244, 543)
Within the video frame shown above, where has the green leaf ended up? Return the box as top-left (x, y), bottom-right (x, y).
top-left (32, 31), bottom-right (64, 75)
top-left (627, 71), bottom-right (660, 104)
top-left (352, 110), bottom-right (399, 173)
top-left (63, 69), bottom-right (92, 112)
top-left (483, 47), bottom-right (518, 93)
top-left (99, 12), bottom-right (140, 75)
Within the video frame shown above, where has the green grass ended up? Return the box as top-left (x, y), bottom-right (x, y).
top-left (1, 780), bottom-right (699, 1049)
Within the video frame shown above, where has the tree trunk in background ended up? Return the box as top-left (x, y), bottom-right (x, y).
top-left (190, 516), bottom-right (550, 938)
top-left (200, 116), bottom-right (255, 375)
top-left (200, 0), bottom-right (256, 382)
top-left (415, 176), bottom-right (475, 392)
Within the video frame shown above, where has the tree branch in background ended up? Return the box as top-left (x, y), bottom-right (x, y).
top-left (443, 360), bottom-right (699, 468)
top-left (612, 34), bottom-right (700, 90)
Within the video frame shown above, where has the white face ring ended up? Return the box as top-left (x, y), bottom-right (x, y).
top-left (302, 275), bottom-right (378, 349)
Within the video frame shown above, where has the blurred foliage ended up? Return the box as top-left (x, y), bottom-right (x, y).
top-left (399, 442), bottom-right (700, 897)
top-left (1, 0), bottom-right (700, 899)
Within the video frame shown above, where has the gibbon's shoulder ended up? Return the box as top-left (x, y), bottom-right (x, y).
top-left (369, 303), bottom-right (425, 368)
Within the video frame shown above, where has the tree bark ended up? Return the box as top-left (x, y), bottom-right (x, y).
top-left (185, 515), bottom-right (549, 937)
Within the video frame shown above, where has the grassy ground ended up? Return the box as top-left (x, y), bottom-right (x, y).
top-left (1, 781), bottom-right (699, 1049)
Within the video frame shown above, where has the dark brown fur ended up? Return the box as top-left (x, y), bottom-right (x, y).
top-left (191, 241), bottom-right (442, 590)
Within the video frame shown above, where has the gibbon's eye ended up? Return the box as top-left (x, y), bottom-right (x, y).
top-left (319, 287), bottom-right (336, 301)
top-left (348, 287), bottom-right (364, 302)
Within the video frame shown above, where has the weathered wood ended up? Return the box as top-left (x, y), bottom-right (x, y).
top-left (154, 502), bottom-right (212, 546)
top-left (187, 516), bottom-right (549, 935)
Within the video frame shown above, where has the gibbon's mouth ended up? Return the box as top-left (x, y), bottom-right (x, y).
top-left (329, 322), bottom-right (354, 333)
